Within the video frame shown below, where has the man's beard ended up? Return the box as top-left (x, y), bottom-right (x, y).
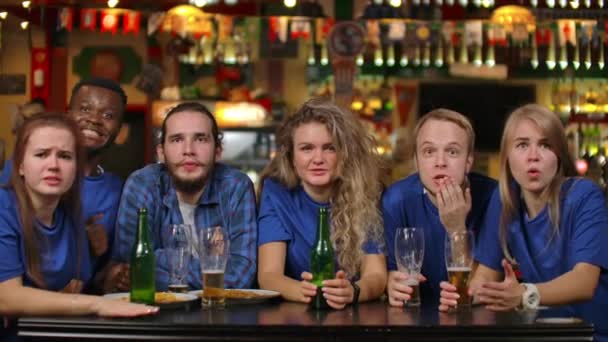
top-left (168, 164), bottom-right (209, 195)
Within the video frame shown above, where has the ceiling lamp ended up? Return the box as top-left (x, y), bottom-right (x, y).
top-left (490, 5), bottom-right (535, 33)
top-left (0, 12), bottom-right (7, 20)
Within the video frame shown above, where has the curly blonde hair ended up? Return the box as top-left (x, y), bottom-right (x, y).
top-left (259, 97), bottom-right (385, 277)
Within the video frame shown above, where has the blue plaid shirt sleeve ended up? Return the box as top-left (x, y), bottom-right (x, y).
top-left (111, 168), bottom-right (156, 264)
top-left (223, 177), bottom-right (258, 289)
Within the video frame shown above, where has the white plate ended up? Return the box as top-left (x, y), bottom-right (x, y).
top-left (189, 289), bottom-right (281, 305)
top-left (103, 292), bottom-right (199, 309)
top-left (536, 317), bottom-right (584, 324)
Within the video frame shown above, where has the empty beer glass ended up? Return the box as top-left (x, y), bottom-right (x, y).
top-left (199, 226), bottom-right (230, 308)
top-left (167, 224), bottom-right (190, 293)
top-left (444, 230), bottom-right (474, 311)
top-left (395, 227), bottom-right (425, 307)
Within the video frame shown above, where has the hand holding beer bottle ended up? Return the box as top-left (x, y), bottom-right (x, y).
top-left (442, 230), bottom-right (474, 312)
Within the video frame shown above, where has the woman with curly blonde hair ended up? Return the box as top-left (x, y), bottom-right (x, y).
top-left (257, 97), bottom-right (386, 309)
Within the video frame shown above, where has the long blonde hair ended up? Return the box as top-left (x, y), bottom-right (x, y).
top-left (259, 97), bottom-right (385, 277)
top-left (498, 104), bottom-right (576, 262)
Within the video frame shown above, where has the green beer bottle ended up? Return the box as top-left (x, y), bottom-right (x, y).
top-left (309, 207), bottom-right (335, 310)
top-left (130, 208), bottom-right (156, 304)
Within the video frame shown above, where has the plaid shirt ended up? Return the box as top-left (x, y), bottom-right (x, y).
top-left (112, 163), bottom-right (257, 290)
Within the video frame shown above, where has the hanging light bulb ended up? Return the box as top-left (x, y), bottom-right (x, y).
top-left (584, 0), bottom-right (591, 7)
top-left (435, 38), bottom-right (444, 67)
top-left (598, 43), bottom-right (605, 69)
top-left (436, 0), bottom-right (443, 5)
top-left (473, 0), bottom-right (482, 7)
top-left (530, 35), bottom-right (539, 69)
top-left (413, 45), bottom-right (421, 66)
top-left (320, 43), bottom-right (328, 65)
top-left (422, 43), bottom-right (431, 66)
top-left (558, 44), bottom-right (568, 70)
top-left (107, 0), bottom-right (119, 8)
top-left (20, 21), bottom-right (29, 29)
top-left (546, 0), bottom-right (556, 7)
top-left (458, 0), bottom-right (468, 6)
top-left (307, 42), bottom-right (316, 65)
top-left (530, 0), bottom-right (538, 6)
top-left (572, 44), bottom-right (580, 70)
top-left (22, 1), bottom-right (31, 9)
top-left (0, 12), bottom-right (7, 20)
top-left (400, 47), bottom-right (409, 67)
top-left (225, 0), bottom-right (238, 5)
top-left (284, 0), bottom-right (297, 8)
top-left (387, 44), bottom-right (395, 66)
top-left (584, 43), bottom-right (592, 69)
top-left (481, 0), bottom-right (493, 7)
top-left (599, 0), bottom-right (605, 7)
top-left (546, 34), bottom-right (556, 69)
top-left (559, 0), bottom-right (567, 7)
top-left (569, 0), bottom-right (580, 8)
top-left (389, 0), bottom-right (402, 6)
top-left (374, 46), bottom-right (384, 66)
top-left (356, 53), bottom-right (364, 66)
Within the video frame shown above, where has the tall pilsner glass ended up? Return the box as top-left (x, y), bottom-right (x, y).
top-left (444, 230), bottom-right (474, 311)
top-left (199, 226), bottom-right (230, 309)
top-left (395, 227), bottom-right (425, 307)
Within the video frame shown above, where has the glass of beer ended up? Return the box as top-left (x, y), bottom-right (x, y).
top-left (444, 230), bottom-right (474, 311)
top-left (199, 226), bottom-right (230, 309)
top-left (394, 227), bottom-right (425, 307)
top-left (167, 224), bottom-right (190, 293)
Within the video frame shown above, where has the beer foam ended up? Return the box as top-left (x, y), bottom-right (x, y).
top-left (447, 267), bottom-right (472, 272)
top-left (203, 269), bottom-right (224, 274)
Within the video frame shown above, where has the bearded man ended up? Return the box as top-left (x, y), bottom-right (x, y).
top-left (107, 102), bottom-right (257, 292)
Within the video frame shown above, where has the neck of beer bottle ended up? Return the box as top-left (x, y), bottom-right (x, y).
top-left (137, 210), bottom-right (149, 245)
top-left (316, 207), bottom-right (329, 244)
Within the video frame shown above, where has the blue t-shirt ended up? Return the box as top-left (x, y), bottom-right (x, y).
top-left (476, 178), bottom-right (608, 341)
top-left (0, 159), bottom-right (123, 273)
top-left (258, 178), bottom-right (382, 281)
top-left (0, 187), bottom-right (92, 290)
top-left (382, 172), bottom-right (497, 304)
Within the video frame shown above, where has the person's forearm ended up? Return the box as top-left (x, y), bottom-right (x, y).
top-left (0, 286), bottom-right (99, 317)
top-left (536, 266), bottom-right (598, 306)
top-left (258, 272), bottom-right (305, 302)
top-left (357, 271), bottom-right (387, 303)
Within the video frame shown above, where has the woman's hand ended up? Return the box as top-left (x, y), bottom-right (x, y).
top-left (438, 281), bottom-right (461, 312)
top-left (94, 298), bottom-right (159, 318)
top-left (476, 259), bottom-right (525, 311)
top-left (387, 271), bottom-right (427, 307)
top-left (299, 272), bottom-right (318, 304)
top-left (321, 270), bottom-right (353, 310)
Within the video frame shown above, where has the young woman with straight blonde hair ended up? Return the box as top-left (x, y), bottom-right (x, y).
top-left (439, 104), bottom-right (608, 341)
top-left (257, 97), bottom-right (387, 309)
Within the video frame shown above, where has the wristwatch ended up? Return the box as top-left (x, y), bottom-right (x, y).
top-left (521, 283), bottom-right (540, 310)
top-left (350, 280), bottom-right (360, 307)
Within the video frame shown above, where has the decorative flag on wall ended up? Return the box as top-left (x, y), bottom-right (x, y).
top-left (123, 11), bottom-right (140, 35)
top-left (387, 22), bottom-right (405, 41)
top-left (101, 10), bottom-right (119, 34)
top-left (464, 20), bottom-right (482, 46)
top-left (558, 20), bottom-right (577, 46)
top-left (58, 8), bottom-right (73, 31)
top-left (80, 8), bottom-right (97, 31)
top-left (290, 19), bottom-right (311, 40)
